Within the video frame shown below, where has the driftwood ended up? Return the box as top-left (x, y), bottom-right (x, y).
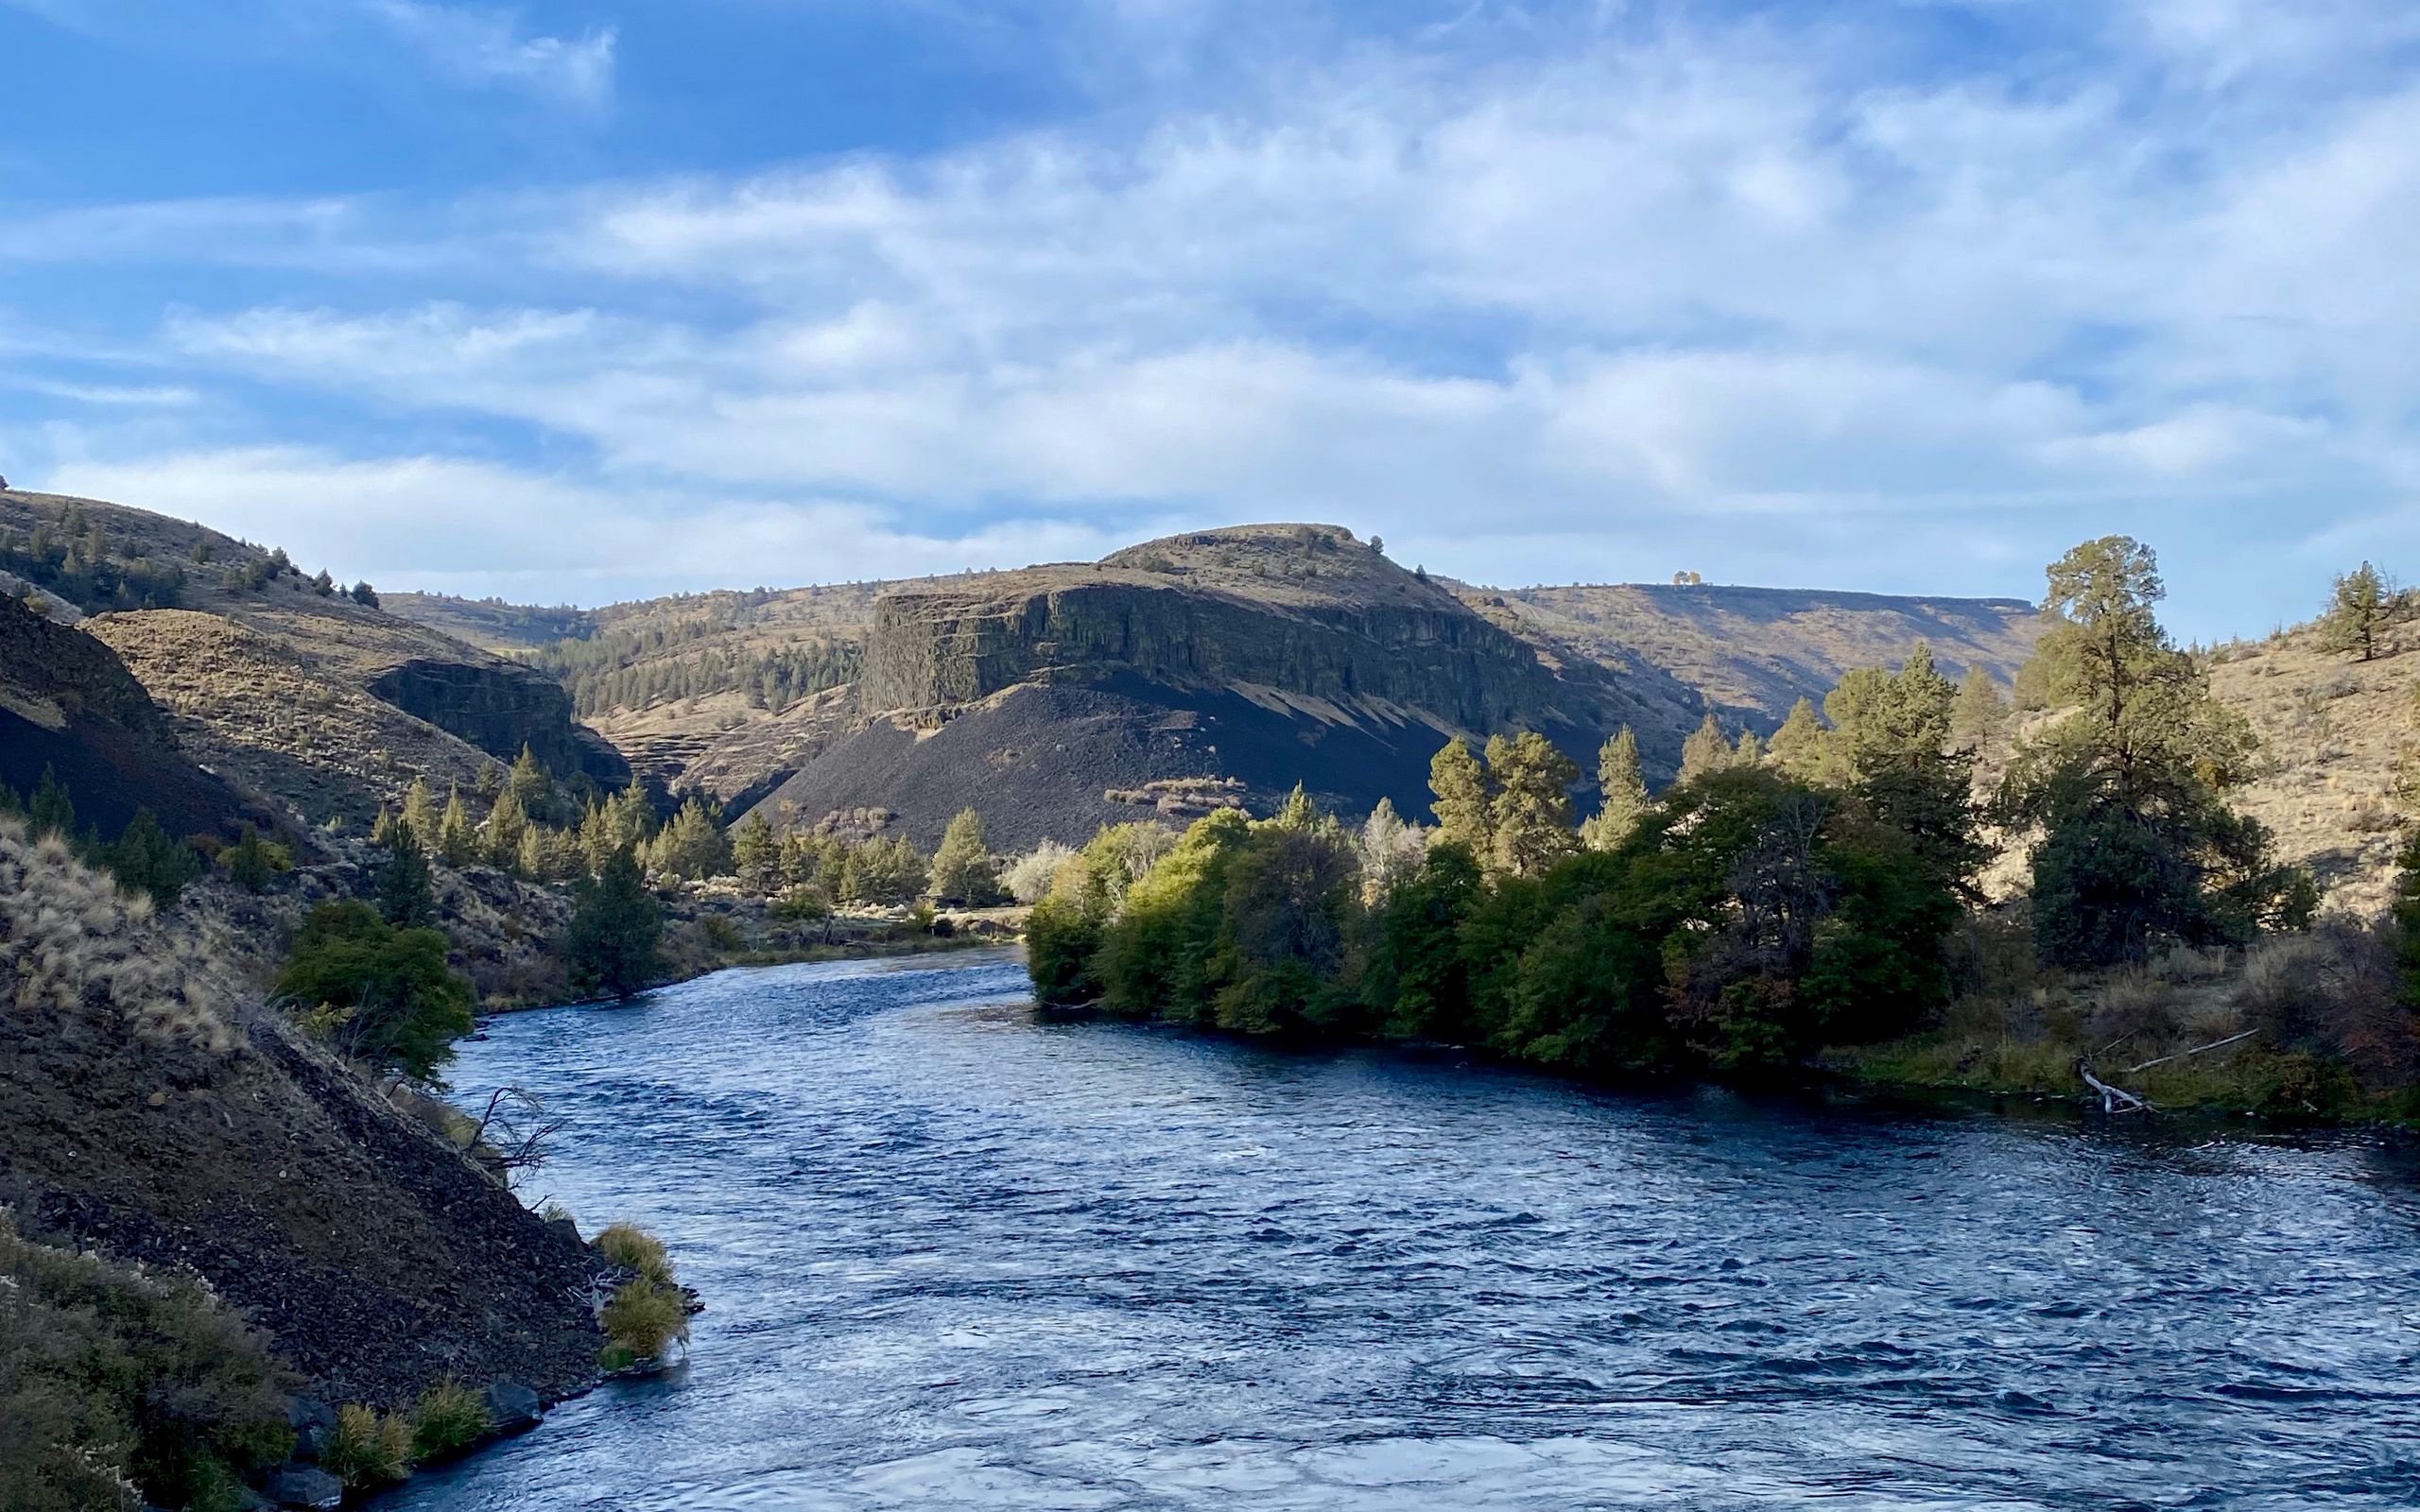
top-left (2077, 1058), bottom-right (2152, 1114)
top-left (2078, 1028), bottom-right (2262, 1114)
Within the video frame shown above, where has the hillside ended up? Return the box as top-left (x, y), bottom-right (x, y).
top-left (389, 544), bottom-right (2041, 836)
top-left (0, 822), bottom-right (604, 1411)
top-left (1461, 581), bottom-right (2044, 727)
top-left (0, 595), bottom-right (268, 842)
top-left (2204, 618), bottom-right (2420, 917)
top-left (0, 488), bottom-right (631, 830)
top-left (737, 525), bottom-right (1707, 848)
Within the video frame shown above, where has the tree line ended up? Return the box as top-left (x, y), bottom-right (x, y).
top-left (1026, 537), bottom-right (2392, 1083)
top-left (526, 621), bottom-right (862, 717)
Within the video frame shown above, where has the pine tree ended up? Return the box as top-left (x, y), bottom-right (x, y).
top-left (1427, 737), bottom-right (1495, 858)
top-left (438, 785), bottom-right (478, 867)
top-left (377, 829), bottom-right (438, 928)
top-left (1272, 783), bottom-right (1322, 832)
top-left (483, 787), bottom-right (530, 871)
top-left (1582, 729), bottom-right (1650, 851)
top-left (731, 812), bottom-right (782, 897)
top-left (565, 847), bottom-right (663, 999)
top-left (648, 798), bottom-right (731, 882)
top-left (372, 806), bottom-right (403, 849)
top-left (1487, 730), bottom-right (1578, 878)
top-left (2394, 832), bottom-right (2420, 1013)
top-left (29, 765), bottom-right (73, 840)
top-left (1768, 697), bottom-right (1829, 782)
top-left (1678, 713), bottom-right (1732, 782)
top-left (1733, 730), bottom-right (1766, 766)
top-left (1951, 668), bottom-right (2010, 755)
top-left (401, 776), bottom-right (438, 846)
top-left (929, 808), bottom-right (1004, 905)
top-left (102, 809), bottom-right (201, 906)
top-left (2317, 561), bottom-right (2409, 662)
top-left (221, 824), bottom-right (291, 892)
top-left (509, 744), bottom-right (557, 825)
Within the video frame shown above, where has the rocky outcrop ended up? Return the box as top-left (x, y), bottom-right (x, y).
top-left (369, 658), bottom-right (631, 789)
top-left (0, 595), bottom-right (259, 839)
top-left (751, 527), bottom-right (1711, 844)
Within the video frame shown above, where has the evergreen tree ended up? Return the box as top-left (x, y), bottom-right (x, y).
top-left (1768, 697), bottom-right (1829, 782)
top-left (2316, 561), bottom-right (2409, 662)
top-left (372, 806), bottom-right (404, 849)
top-left (2004, 537), bottom-right (2300, 966)
top-left (29, 765), bottom-right (73, 840)
top-left (0, 778), bottom-right (23, 817)
top-left (508, 744), bottom-right (557, 825)
top-left (483, 787), bottom-right (530, 871)
top-left (1581, 728), bottom-right (1649, 851)
top-left (220, 825), bottom-right (291, 893)
top-left (928, 808), bottom-right (1004, 905)
top-left (1678, 712), bottom-right (1732, 782)
top-left (731, 812), bottom-right (782, 897)
top-left (376, 829), bottom-right (438, 928)
top-left (839, 835), bottom-right (928, 905)
top-left (1427, 737), bottom-right (1495, 858)
top-left (1487, 730), bottom-right (1578, 878)
top-left (1733, 730), bottom-right (1766, 767)
top-left (438, 785), bottom-right (479, 867)
top-left (102, 809), bottom-right (201, 906)
top-left (565, 847), bottom-right (663, 998)
top-left (648, 797), bottom-right (732, 881)
top-left (1951, 669), bottom-right (2010, 755)
top-left (401, 776), bottom-right (438, 846)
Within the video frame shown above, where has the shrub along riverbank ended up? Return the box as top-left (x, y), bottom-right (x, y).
top-left (1028, 537), bottom-right (2420, 1123)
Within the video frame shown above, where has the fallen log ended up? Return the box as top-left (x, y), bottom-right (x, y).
top-left (2076, 1057), bottom-right (2152, 1114)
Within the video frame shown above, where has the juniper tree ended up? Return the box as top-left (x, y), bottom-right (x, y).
top-left (483, 788), bottom-right (530, 871)
top-left (2317, 561), bottom-right (2410, 662)
top-left (731, 812), bottom-right (782, 897)
top-left (437, 785), bottom-right (479, 867)
top-left (565, 847), bottom-right (663, 999)
top-left (1951, 668), bottom-right (2010, 755)
top-left (1768, 697), bottom-right (1828, 782)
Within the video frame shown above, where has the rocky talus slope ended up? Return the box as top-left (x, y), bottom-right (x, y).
top-left (0, 821), bottom-right (605, 1408)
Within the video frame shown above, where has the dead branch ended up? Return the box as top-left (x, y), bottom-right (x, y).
top-left (2076, 1057), bottom-right (2152, 1114)
top-left (2125, 1028), bottom-right (2258, 1075)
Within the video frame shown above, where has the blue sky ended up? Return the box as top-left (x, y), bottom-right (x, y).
top-left (3, 0), bottom-right (2417, 640)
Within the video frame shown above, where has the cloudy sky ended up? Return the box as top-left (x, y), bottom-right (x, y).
top-left (3, 0), bottom-right (2415, 638)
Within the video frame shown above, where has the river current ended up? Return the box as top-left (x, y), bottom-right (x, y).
top-left (392, 951), bottom-right (2420, 1510)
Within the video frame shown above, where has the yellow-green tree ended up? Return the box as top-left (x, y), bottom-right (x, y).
top-left (1581, 728), bottom-right (1648, 851)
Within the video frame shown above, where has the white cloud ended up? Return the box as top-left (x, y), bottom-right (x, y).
top-left (355, 0), bottom-right (615, 110)
top-left (13, 0), bottom-right (2420, 636)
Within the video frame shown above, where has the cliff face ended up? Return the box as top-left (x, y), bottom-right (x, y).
top-left (865, 576), bottom-right (1576, 734)
top-left (751, 527), bottom-right (1711, 845)
top-left (0, 596), bottom-right (258, 840)
top-left (370, 659), bottom-right (630, 789)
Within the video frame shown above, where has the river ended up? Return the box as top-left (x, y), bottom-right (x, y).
top-left (389, 951), bottom-right (2420, 1510)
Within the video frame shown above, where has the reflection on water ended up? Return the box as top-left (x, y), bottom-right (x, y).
top-left (388, 951), bottom-right (2420, 1510)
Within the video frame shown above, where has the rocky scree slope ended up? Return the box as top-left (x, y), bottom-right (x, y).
top-left (0, 821), bottom-right (605, 1408)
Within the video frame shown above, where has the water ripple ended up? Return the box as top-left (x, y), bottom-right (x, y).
top-left (385, 952), bottom-right (2420, 1511)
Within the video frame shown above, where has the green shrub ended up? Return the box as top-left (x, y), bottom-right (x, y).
top-left (410, 1378), bottom-right (493, 1461)
top-left (0, 1213), bottom-right (294, 1512)
top-left (219, 825), bottom-right (293, 893)
top-left (323, 1403), bottom-right (414, 1489)
top-left (277, 900), bottom-right (475, 1083)
top-left (600, 1280), bottom-right (689, 1361)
